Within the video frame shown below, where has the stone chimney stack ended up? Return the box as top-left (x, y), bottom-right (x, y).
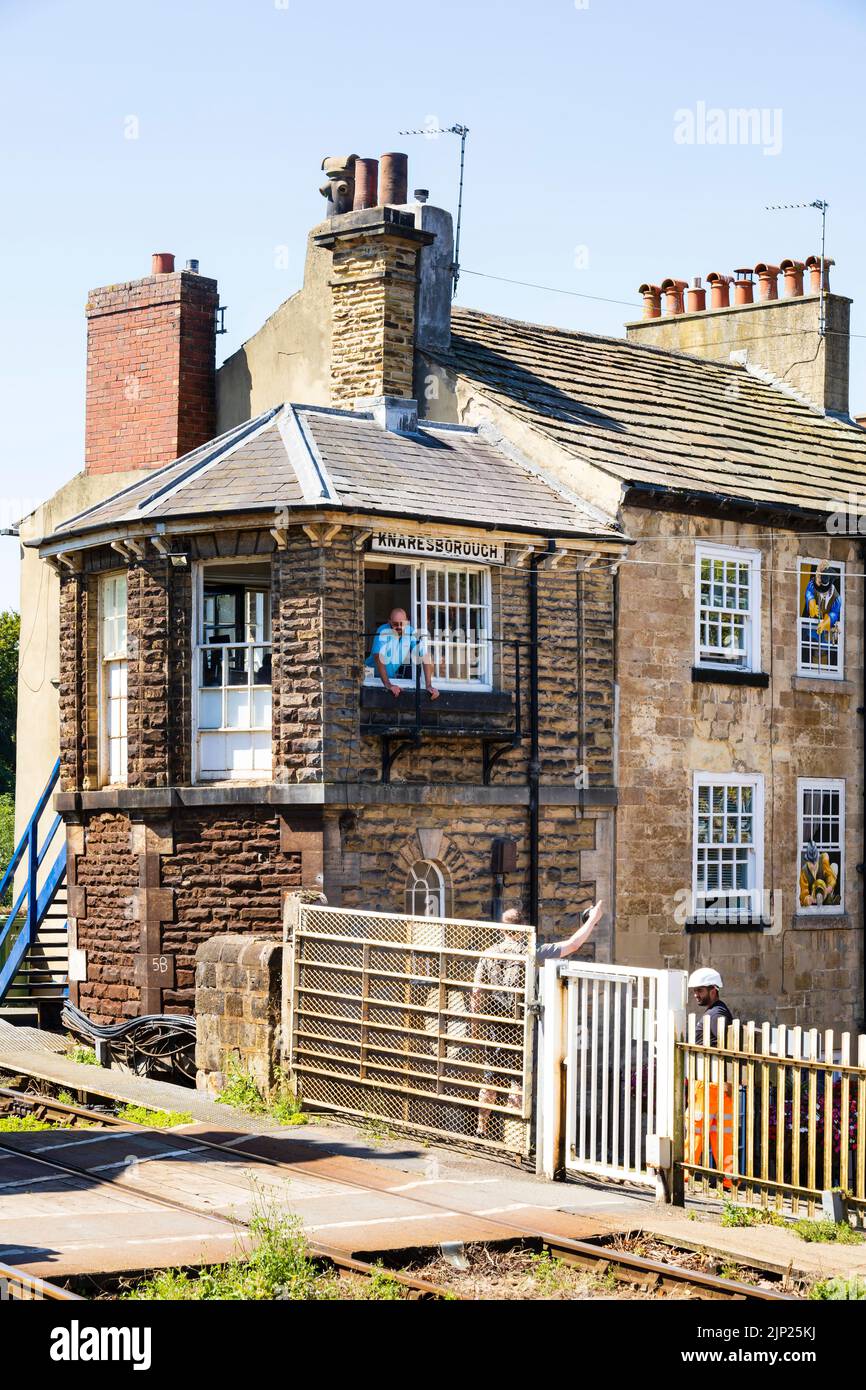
top-left (313, 151), bottom-right (453, 408)
top-left (84, 256), bottom-right (219, 474)
top-left (625, 256), bottom-right (851, 416)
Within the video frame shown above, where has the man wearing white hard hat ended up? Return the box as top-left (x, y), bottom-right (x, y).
top-left (687, 967), bottom-right (734, 1046)
top-left (686, 967), bottom-right (736, 1184)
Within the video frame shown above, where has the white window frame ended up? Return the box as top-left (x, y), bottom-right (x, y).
top-left (97, 571), bottom-right (128, 788)
top-left (405, 860), bottom-right (447, 918)
top-left (694, 543), bottom-right (762, 672)
top-left (191, 560), bottom-right (273, 784)
top-left (364, 558), bottom-right (493, 691)
top-left (796, 557), bottom-right (844, 680)
top-left (692, 771), bottom-right (764, 922)
top-left (797, 777), bottom-right (845, 916)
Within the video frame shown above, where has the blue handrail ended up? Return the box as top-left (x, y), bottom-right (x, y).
top-left (0, 759), bottom-right (67, 1004)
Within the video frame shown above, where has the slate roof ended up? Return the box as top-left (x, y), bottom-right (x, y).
top-left (45, 402), bottom-right (620, 545)
top-left (445, 307), bottom-right (866, 516)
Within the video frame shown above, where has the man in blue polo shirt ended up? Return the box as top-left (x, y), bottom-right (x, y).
top-left (366, 607), bottom-right (439, 699)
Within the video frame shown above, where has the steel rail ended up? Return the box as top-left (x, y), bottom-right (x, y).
top-left (0, 1086), bottom-right (136, 1128)
top-left (0, 1087), bottom-right (795, 1301)
top-left (0, 1114), bottom-right (455, 1301)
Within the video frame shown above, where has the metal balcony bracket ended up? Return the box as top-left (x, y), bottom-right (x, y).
top-left (482, 735), bottom-right (523, 786)
top-left (381, 734), bottom-right (423, 784)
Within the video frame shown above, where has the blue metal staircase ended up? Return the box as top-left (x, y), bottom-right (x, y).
top-left (0, 759), bottom-right (68, 1022)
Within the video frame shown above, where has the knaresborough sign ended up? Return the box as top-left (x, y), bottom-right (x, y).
top-left (370, 530), bottom-right (506, 564)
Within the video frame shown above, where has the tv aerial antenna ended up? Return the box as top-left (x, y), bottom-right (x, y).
top-left (765, 199), bottom-right (829, 334)
top-left (399, 123), bottom-right (469, 297)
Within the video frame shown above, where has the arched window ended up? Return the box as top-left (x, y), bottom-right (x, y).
top-left (406, 860), bottom-right (446, 918)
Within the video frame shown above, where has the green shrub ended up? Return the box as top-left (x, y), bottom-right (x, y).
top-left (116, 1104), bottom-right (193, 1129)
top-left (66, 1041), bottom-right (99, 1067)
top-left (809, 1275), bottom-right (866, 1300)
top-left (216, 1060), bottom-right (308, 1126)
top-left (791, 1218), bottom-right (862, 1245)
top-left (0, 1114), bottom-right (53, 1132)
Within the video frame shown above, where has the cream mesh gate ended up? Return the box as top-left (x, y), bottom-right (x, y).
top-left (288, 903), bottom-right (536, 1155)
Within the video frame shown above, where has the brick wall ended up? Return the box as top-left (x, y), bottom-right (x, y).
top-left (85, 269), bottom-right (218, 475)
top-left (73, 812), bottom-right (139, 1022)
top-left (615, 505), bottom-right (864, 1030)
top-left (70, 807), bottom-right (303, 1023)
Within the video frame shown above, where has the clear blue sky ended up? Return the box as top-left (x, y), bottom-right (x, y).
top-left (1, 0), bottom-right (864, 610)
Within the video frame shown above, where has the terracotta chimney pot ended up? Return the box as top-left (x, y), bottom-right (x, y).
top-left (805, 255), bottom-right (834, 294)
top-left (638, 282), bottom-right (662, 319)
top-left (353, 158), bottom-right (379, 211)
top-left (379, 152), bottom-right (409, 205)
top-left (754, 262), bottom-right (780, 301)
top-left (151, 252), bottom-right (175, 275)
top-left (706, 272), bottom-right (733, 309)
top-left (780, 258), bottom-right (805, 297)
top-left (686, 277), bottom-right (706, 313)
top-left (660, 277), bottom-right (688, 316)
top-left (733, 268), bottom-right (755, 306)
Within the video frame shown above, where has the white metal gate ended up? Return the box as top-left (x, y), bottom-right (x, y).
top-left (285, 900), bottom-right (536, 1156)
top-left (537, 960), bottom-right (687, 1184)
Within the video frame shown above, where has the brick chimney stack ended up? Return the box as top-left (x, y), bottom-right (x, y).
top-left (84, 257), bottom-right (219, 475)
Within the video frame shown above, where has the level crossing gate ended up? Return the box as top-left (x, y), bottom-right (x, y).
top-left (537, 959), bottom-right (687, 1184)
top-left (284, 901), bottom-right (536, 1157)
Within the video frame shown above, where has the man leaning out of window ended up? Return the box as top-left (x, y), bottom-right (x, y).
top-left (366, 607), bottom-right (439, 700)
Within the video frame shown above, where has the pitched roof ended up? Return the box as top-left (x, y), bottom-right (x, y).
top-left (45, 401), bottom-right (621, 545)
top-left (445, 306), bottom-right (866, 516)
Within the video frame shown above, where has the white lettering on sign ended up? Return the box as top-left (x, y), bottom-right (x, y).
top-left (370, 531), bottom-right (505, 564)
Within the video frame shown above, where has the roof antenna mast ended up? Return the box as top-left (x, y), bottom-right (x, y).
top-left (765, 198), bottom-right (830, 335)
top-left (399, 122), bottom-right (469, 298)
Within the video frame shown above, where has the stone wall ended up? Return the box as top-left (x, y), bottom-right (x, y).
top-left (194, 934), bottom-right (282, 1096)
top-left (69, 807), bottom-right (303, 1023)
top-left (330, 802), bottom-right (604, 951)
top-left (615, 504), bottom-right (864, 1030)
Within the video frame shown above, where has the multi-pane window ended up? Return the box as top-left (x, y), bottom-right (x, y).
top-left (99, 573), bottom-right (127, 786)
top-left (195, 564), bottom-right (272, 780)
top-left (405, 860), bottom-right (446, 917)
top-left (798, 779), bottom-right (844, 913)
top-left (693, 774), bottom-right (763, 921)
top-left (798, 559), bottom-right (844, 678)
top-left (364, 560), bottom-right (493, 689)
top-left (695, 544), bottom-right (760, 670)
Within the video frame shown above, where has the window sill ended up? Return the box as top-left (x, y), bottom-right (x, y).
top-left (691, 666), bottom-right (769, 688)
top-left (791, 675), bottom-right (855, 695)
top-left (685, 915), bottom-right (774, 933)
top-left (791, 912), bottom-right (852, 930)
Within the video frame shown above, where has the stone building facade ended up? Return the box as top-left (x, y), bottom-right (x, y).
top-left (46, 404), bottom-right (623, 1023)
top-left (615, 505), bottom-right (863, 1030)
top-left (17, 151), bottom-right (866, 1033)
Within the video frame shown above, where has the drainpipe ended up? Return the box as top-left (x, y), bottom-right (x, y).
top-left (528, 551), bottom-right (541, 927)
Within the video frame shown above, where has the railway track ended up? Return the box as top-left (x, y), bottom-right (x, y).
top-left (0, 1085), bottom-right (798, 1301)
